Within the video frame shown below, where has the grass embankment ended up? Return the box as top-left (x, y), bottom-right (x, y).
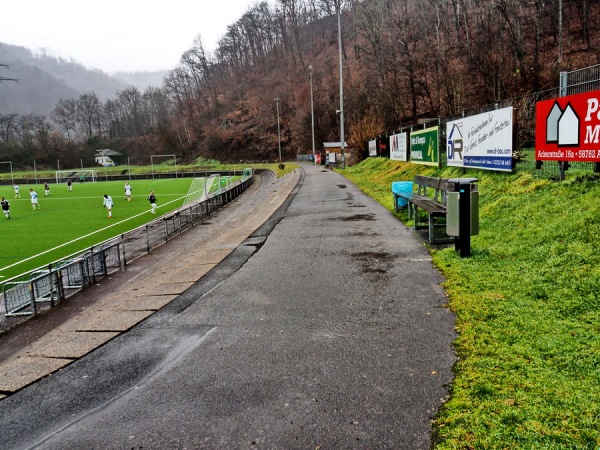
top-left (342, 158), bottom-right (599, 449)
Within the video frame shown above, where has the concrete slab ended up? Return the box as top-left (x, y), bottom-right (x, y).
top-left (74, 310), bottom-right (155, 332)
top-left (118, 295), bottom-right (178, 311)
top-left (164, 265), bottom-right (217, 283)
top-left (0, 357), bottom-right (72, 392)
top-left (23, 331), bottom-right (119, 359)
top-left (128, 282), bottom-right (194, 297)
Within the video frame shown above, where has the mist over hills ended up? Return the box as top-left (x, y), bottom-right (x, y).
top-left (0, 42), bottom-right (165, 116)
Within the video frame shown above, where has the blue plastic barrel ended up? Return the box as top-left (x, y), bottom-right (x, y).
top-left (391, 181), bottom-right (413, 208)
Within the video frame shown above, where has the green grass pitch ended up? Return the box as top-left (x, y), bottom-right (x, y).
top-left (0, 178), bottom-right (194, 281)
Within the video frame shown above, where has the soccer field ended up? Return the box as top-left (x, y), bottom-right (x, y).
top-left (0, 178), bottom-right (194, 281)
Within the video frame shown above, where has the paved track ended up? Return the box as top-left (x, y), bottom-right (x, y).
top-left (0, 165), bottom-right (456, 449)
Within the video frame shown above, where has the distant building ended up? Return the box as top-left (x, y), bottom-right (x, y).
top-left (323, 142), bottom-right (348, 153)
top-left (322, 142), bottom-right (350, 165)
top-left (94, 149), bottom-right (122, 167)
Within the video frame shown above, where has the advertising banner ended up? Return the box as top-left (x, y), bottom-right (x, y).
top-left (446, 107), bottom-right (513, 172)
top-left (410, 126), bottom-right (439, 166)
top-left (390, 132), bottom-right (408, 161)
top-left (368, 139), bottom-right (377, 157)
top-left (536, 89), bottom-right (600, 162)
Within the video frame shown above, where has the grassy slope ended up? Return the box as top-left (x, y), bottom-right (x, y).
top-left (342, 158), bottom-right (599, 449)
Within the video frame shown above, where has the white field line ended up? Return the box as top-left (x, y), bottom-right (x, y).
top-left (0, 195), bottom-right (185, 275)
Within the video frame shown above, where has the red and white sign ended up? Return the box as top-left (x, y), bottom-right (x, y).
top-left (536, 89), bottom-right (600, 161)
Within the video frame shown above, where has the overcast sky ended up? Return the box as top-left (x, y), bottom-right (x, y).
top-left (1, 0), bottom-right (260, 73)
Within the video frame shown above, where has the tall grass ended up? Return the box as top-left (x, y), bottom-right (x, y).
top-left (342, 158), bottom-right (600, 449)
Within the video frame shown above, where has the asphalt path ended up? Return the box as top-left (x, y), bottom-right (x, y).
top-left (0, 164), bottom-right (456, 449)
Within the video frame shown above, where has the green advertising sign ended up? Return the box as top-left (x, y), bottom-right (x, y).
top-left (410, 126), bottom-right (439, 166)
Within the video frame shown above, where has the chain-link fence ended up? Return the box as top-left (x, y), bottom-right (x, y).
top-left (0, 171), bottom-right (255, 332)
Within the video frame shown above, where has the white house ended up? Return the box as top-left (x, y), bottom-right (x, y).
top-left (94, 149), bottom-right (122, 167)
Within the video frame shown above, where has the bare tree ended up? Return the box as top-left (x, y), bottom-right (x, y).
top-left (76, 92), bottom-right (103, 140)
top-left (51, 99), bottom-right (78, 142)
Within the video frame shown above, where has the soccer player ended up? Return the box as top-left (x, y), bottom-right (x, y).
top-left (124, 182), bottom-right (132, 201)
top-left (67, 178), bottom-right (73, 191)
top-left (30, 189), bottom-right (40, 210)
top-left (1, 197), bottom-right (10, 219)
top-left (103, 194), bottom-right (113, 218)
top-left (44, 182), bottom-right (51, 196)
top-left (13, 184), bottom-right (20, 198)
top-left (148, 191), bottom-right (157, 214)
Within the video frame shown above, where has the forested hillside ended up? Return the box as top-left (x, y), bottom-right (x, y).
top-left (0, 43), bottom-right (129, 115)
top-left (0, 0), bottom-right (598, 169)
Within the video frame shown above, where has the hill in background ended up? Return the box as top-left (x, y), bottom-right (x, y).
top-left (0, 43), bottom-right (163, 116)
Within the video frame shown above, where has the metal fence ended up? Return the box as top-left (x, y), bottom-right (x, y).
top-left (0, 171), bottom-right (254, 332)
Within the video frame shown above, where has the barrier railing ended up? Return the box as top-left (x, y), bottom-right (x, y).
top-left (0, 171), bottom-right (254, 331)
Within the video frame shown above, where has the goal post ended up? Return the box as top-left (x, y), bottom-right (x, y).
top-left (182, 175), bottom-right (220, 206)
top-left (55, 170), bottom-right (97, 184)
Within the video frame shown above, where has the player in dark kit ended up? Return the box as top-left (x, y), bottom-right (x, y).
top-left (1, 197), bottom-right (10, 219)
top-left (148, 191), bottom-right (157, 214)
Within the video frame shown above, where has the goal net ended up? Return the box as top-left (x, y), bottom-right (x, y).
top-left (183, 175), bottom-right (221, 206)
top-left (56, 170), bottom-right (97, 184)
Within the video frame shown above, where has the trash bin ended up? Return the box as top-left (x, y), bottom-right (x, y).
top-left (446, 178), bottom-right (479, 236)
top-left (391, 181), bottom-right (413, 208)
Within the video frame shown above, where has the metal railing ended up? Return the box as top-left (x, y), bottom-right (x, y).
top-left (0, 171), bottom-right (254, 332)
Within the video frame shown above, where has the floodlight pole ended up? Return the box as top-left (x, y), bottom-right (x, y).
top-left (337, 1), bottom-right (346, 169)
top-left (0, 161), bottom-right (14, 185)
top-left (308, 65), bottom-right (316, 157)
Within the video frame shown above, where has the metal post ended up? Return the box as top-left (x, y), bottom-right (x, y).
top-left (308, 65), bottom-right (316, 157)
top-left (337, 2), bottom-right (345, 169)
top-left (275, 97), bottom-right (282, 162)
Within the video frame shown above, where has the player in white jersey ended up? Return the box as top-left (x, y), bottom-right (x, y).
top-left (103, 194), bottom-right (114, 218)
top-left (124, 182), bottom-right (132, 201)
top-left (30, 189), bottom-right (40, 210)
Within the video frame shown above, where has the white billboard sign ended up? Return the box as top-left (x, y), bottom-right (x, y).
top-left (390, 132), bottom-right (408, 161)
top-left (446, 106), bottom-right (514, 172)
top-left (368, 139), bottom-right (377, 157)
